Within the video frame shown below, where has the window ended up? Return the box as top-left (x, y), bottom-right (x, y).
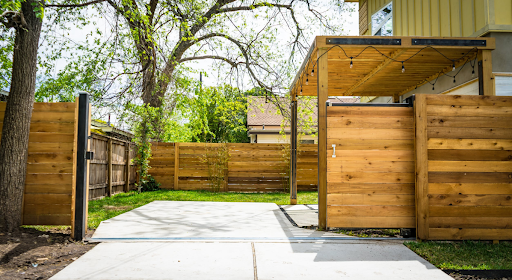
top-left (371, 2), bottom-right (393, 36)
top-left (496, 75), bottom-right (512, 96)
top-left (300, 140), bottom-right (315, 144)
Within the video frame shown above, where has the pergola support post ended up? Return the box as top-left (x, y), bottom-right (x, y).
top-left (290, 95), bottom-right (298, 205)
top-left (478, 49), bottom-right (495, 96)
top-left (317, 48), bottom-right (329, 230)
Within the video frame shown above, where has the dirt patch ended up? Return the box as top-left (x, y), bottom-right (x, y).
top-left (449, 272), bottom-right (511, 280)
top-left (102, 205), bottom-right (131, 211)
top-left (0, 227), bottom-right (95, 280)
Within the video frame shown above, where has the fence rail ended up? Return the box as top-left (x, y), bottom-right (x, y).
top-left (150, 142), bottom-right (318, 192)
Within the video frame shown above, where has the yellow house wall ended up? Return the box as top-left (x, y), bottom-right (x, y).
top-left (363, 0), bottom-right (512, 37)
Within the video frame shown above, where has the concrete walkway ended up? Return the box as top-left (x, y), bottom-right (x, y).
top-left (51, 201), bottom-right (452, 280)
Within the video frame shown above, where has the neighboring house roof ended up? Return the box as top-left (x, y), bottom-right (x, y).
top-left (91, 119), bottom-right (134, 141)
top-left (0, 90), bottom-right (8, 101)
top-left (247, 96), bottom-right (360, 127)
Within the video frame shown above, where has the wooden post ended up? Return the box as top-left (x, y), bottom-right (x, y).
top-left (70, 97), bottom-right (79, 239)
top-left (174, 143), bottom-right (179, 190)
top-left (290, 94), bottom-right (298, 205)
top-left (415, 94), bottom-right (429, 240)
top-left (107, 138), bottom-right (113, 197)
top-left (223, 143), bottom-right (229, 192)
top-left (125, 142), bottom-right (130, 192)
top-left (478, 49), bottom-right (495, 96)
top-left (317, 48), bottom-right (329, 230)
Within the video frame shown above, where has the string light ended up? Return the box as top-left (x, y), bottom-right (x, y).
top-left (300, 44), bottom-right (478, 94)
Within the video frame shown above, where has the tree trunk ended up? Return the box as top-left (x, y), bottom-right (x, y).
top-left (0, 0), bottom-right (43, 232)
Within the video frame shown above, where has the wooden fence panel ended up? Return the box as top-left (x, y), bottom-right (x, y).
top-left (416, 95), bottom-right (512, 241)
top-left (148, 142), bottom-right (318, 192)
top-left (326, 105), bottom-right (416, 229)
top-left (0, 102), bottom-right (75, 225)
top-left (151, 142), bottom-right (175, 189)
top-left (88, 133), bottom-right (135, 200)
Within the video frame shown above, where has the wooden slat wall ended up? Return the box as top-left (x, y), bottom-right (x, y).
top-left (229, 143), bottom-right (288, 192)
top-left (416, 95), bottom-right (512, 240)
top-left (88, 133), bottom-right (136, 200)
top-left (326, 106), bottom-right (416, 228)
top-left (148, 143), bottom-right (318, 192)
top-left (151, 142), bottom-right (176, 189)
top-left (0, 102), bottom-right (76, 225)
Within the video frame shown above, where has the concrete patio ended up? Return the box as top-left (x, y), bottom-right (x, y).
top-left (51, 201), bottom-right (452, 280)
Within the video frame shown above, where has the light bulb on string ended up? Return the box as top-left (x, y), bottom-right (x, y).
top-left (311, 69), bottom-right (314, 77)
top-left (472, 68), bottom-right (475, 77)
top-left (432, 85), bottom-right (435, 91)
top-left (401, 62), bottom-right (405, 73)
top-left (350, 57), bottom-right (353, 69)
top-left (306, 78), bottom-right (309, 85)
top-left (453, 77), bottom-right (456, 83)
top-left (452, 62), bottom-right (456, 71)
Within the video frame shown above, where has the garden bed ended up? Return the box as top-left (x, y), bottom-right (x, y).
top-left (0, 227), bottom-right (95, 280)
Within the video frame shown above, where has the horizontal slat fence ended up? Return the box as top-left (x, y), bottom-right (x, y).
top-left (150, 143), bottom-right (318, 192)
top-left (326, 105), bottom-right (416, 229)
top-left (88, 133), bottom-right (136, 200)
top-left (0, 102), bottom-right (77, 226)
top-left (416, 94), bottom-right (512, 241)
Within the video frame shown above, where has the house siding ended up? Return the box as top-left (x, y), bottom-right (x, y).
top-left (362, 0), bottom-right (512, 37)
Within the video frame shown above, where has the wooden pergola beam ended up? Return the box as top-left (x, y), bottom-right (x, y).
top-left (344, 49), bottom-right (407, 96)
top-left (317, 48), bottom-right (328, 230)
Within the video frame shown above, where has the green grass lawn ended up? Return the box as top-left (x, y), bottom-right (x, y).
top-left (88, 190), bottom-right (318, 229)
top-left (405, 241), bottom-right (512, 270)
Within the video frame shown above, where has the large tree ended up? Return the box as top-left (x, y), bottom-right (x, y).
top-left (0, 0), bottom-right (43, 231)
top-left (44, 0), bottom-right (352, 109)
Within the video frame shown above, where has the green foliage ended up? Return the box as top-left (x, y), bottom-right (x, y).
top-left (405, 240), bottom-right (512, 270)
top-left (88, 190), bottom-right (319, 229)
top-left (130, 104), bottom-right (168, 186)
top-left (200, 144), bottom-right (229, 192)
top-left (187, 84), bottom-right (248, 143)
top-left (140, 174), bottom-right (160, 192)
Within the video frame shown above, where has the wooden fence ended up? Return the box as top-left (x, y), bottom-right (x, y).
top-left (326, 105), bottom-right (416, 228)
top-left (415, 94), bottom-right (512, 241)
top-left (88, 133), bottom-right (137, 200)
top-left (0, 102), bottom-right (77, 226)
top-left (150, 143), bottom-right (318, 192)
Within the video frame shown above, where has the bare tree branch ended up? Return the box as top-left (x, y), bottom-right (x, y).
top-left (45, 0), bottom-right (107, 8)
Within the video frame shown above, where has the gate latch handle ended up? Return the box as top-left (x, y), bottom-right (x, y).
top-left (332, 144), bottom-right (336, 158)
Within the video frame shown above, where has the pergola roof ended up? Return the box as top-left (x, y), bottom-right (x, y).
top-left (290, 36), bottom-right (495, 97)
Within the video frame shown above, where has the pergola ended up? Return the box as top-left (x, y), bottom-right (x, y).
top-left (287, 36), bottom-right (496, 229)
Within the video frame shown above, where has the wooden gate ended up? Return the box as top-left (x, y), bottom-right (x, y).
top-left (326, 103), bottom-right (415, 228)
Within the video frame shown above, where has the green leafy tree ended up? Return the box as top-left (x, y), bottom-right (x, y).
top-left (39, 0), bottom-right (354, 111)
top-left (188, 84), bottom-right (248, 143)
